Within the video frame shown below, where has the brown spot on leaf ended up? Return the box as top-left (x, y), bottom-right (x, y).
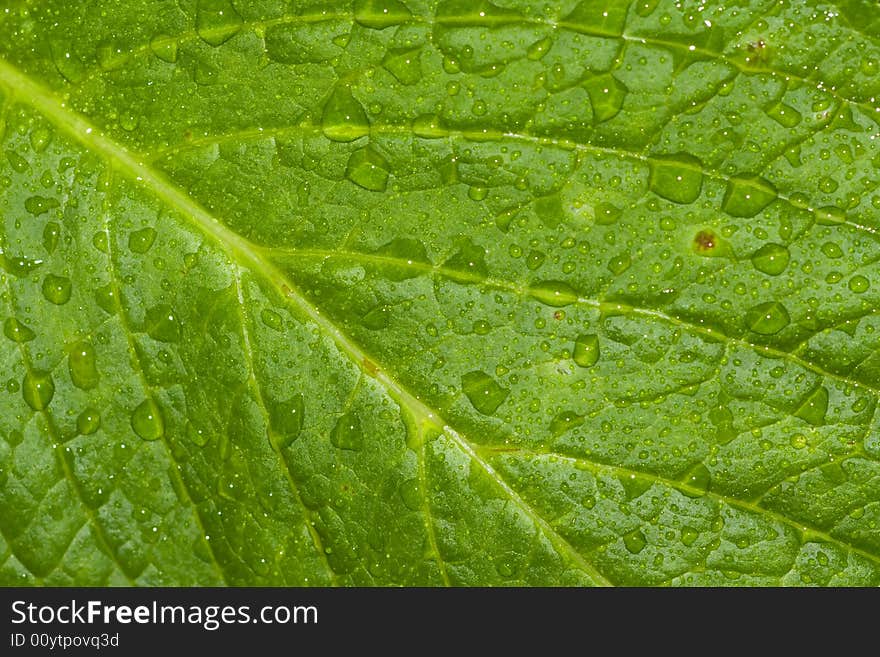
top-left (694, 230), bottom-right (717, 252)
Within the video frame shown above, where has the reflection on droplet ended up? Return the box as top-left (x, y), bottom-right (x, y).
top-left (195, 0), bottom-right (243, 46)
top-left (269, 394), bottom-right (305, 450)
top-left (623, 528), bottom-right (647, 554)
top-left (128, 227), bottom-right (157, 254)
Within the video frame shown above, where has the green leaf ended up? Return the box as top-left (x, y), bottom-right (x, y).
top-left (0, 0), bottom-right (878, 587)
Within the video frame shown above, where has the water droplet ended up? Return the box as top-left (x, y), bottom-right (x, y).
top-left (269, 394), bottom-right (305, 449)
top-left (550, 410), bottom-right (584, 437)
top-left (128, 227), bottom-right (157, 254)
top-left (353, 0), bottom-right (413, 29)
top-left (187, 422), bottom-right (210, 446)
top-left (150, 34), bottom-right (179, 62)
top-left (681, 463), bottom-right (711, 496)
top-left (362, 305), bottom-right (391, 329)
top-left (322, 86), bottom-right (370, 142)
top-left (526, 36), bottom-right (553, 60)
top-left (790, 434), bottom-right (807, 449)
top-left (6, 150), bottom-right (30, 173)
top-left (745, 302), bottom-right (790, 335)
top-left (461, 370), bottom-right (509, 415)
top-left (24, 195), bottom-right (59, 217)
top-left (345, 147), bottom-right (390, 191)
top-left (77, 408), bottom-right (101, 435)
top-left (795, 386), bottom-right (828, 426)
top-left (573, 334), bottom-right (599, 368)
top-left (94, 284), bottom-right (117, 314)
top-left (42, 222), bottom-right (60, 254)
top-left (648, 154), bottom-right (703, 204)
top-left (42, 274), bottom-right (72, 305)
top-left (680, 526), bottom-right (699, 546)
top-left (849, 275), bottom-right (870, 294)
top-left (530, 280), bottom-right (579, 307)
top-left (383, 47), bottom-right (421, 85)
top-left (607, 252), bottom-right (631, 275)
top-left (68, 341), bottom-right (99, 390)
top-left (442, 241), bottom-right (488, 281)
top-left (399, 478), bottom-right (421, 510)
top-left (261, 308), bottom-right (284, 331)
top-left (750, 243), bottom-right (790, 275)
top-left (814, 206), bottom-right (845, 226)
top-left (0, 252), bottom-right (43, 277)
top-left (583, 74), bottom-right (628, 122)
top-left (22, 371), bottom-right (55, 411)
top-left (467, 185), bottom-right (488, 201)
top-left (145, 304), bottom-right (181, 342)
top-left (4, 318), bottom-right (35, 343)
top-left (29, 128), bottom-right (52, 152)
top-left (131, 399), bottom-right (164, 441)
top-left (331, 412), bottom-right (364, 451)
top-left (820, 242), bottom-right (843, 258)
top-left (722, 174), bottom-right (777, 218)
top-left (765, 102), bottom-right (802, 127)
top-left (412, 114), bottom-right (445, 139)
top-left (196, 0), bottom-right (243, 47)
top-left (595, 202), bottom-right (622, 225)
top-left (623, 528), bottom-right (647, 554)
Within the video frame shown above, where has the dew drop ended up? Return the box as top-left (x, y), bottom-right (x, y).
top-left (572, 334), bottom-right (599, 368)
top-left (412, 114), bottom-right (445, 139)
top-left (345, 147), bottom-right (390, 191)
top-left (750, 243), bottom-right (790, 275)
top-left (149, 34), bottom-right (179, 63)
top-left (849, 275), bottom-right (870, 294)
top-left (821, 242), bottom-right (843, 259)
top-left (526, 250), bottom-right (545, 271)
top-left (321, 86), bottom-right (370, 142)
top-left (399, 478), bottom-right (421, 511)
top-left (353, 0), bottom-right (413, 29)
top-left (648, 154), bottom-right (704, 204)
top-left (1, 252), bottom-right (43, 277)
top-left (3, 318), bottom-right (35, 343)
top-left (76, 408), bottom-right (101, 435)
top-left (24, 195), bottom-right (59, 217)
top-left (330, 412), bottom-right (364, 451)
top-left (765, 102), bottom-right (802, 128)
top-left (623, 528), bottom-right (647, 554)
top-left (22, 371), bottom-right (55, 411)
top-left (187, 422), bottom-right (210, 446)
top-left (549, 410), bottom-right (584, 437)
top-left (145, 304), bottom-right (182, 342)
top-left (595, 202), bottom-right (622, 225)
top-left (583, 74), bottom-right (628, 123)
top-left (268, 394), bottom-right (305, 450)
top-left (794, 386), bottom-right (828, 426)
top-left (128, 227), bottom-right (157, 254)
top-left (68, 341), bottom-right (100, 390)
top-left (6, 150), bottom-right (29, 173)
top-left (526, 36), bottom-right (553, 60)
top-left (607, 252), bottom-right (631, 275)
top-left (94, 284), bottom-right (117, 314)
top-left (92, 231), bottom-right (109, 253)
top-left (680, 526), bottom-right (699, 546)
top-left (530, 280), bottom-right (579, 307)
top-left (721, 175), bottom-right (777, 218)
top-left (195, 0), bottom-right (243, 46)
top-left (131, 399), bottom-right (164, 441)
top-left (383, 47), bottom-right (421, 85)
top-left (745, 301), bottom-right (790, 335)
top-left (42, 222), bottom-right (60, 254)
top-left (461, 370), bottom-right (509, 415)
top-left (681, 463), bottom-right (711, 496)
top-left (261, 308), bottom-right (284, 331)
top-left (29, 128), bottom-right (52, 152)
top-left (42, 274), bottom-right (72, 305)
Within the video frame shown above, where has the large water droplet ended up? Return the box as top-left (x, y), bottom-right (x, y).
top-left (196, 0), bottom-right (242, 47)
top-left (745, 301), bottom-right (790, 335)
top-left (530, 280), bottom-right (579, 307)
top-left (750, 243), bottom-right (790, 276)
top-left (22, 371), bottom-right (55, 411)
top-left (24, 195), bottom-right (59, 217)
top-left (573, 334), bottom-right (599, 368)
top-left (526, 36), bottom-right (553, 60)
top-left (680, 526), bottom-right (699, 546)
top-left (94, 284), bottom-right (117, 314)
top-left (42, 274), bottom-right (72, 305)
top-left (583, 74), bottom-right (628, 123)
top-left (353, 0), bottom-right (413, 29)
top-left (550, 410), bottom-right (584, 437)
top-left (681, 463), bottom-right (711, 496)
top-left (68, 341), bottom-right (99, 390)
top-left (77, 408), bottom-right (101, 435)
top-left (269, 394), bottom-right (305, 450)
top-left (145, 304), bottom-right (181, 342)
top-left (42, 222), bottom-right (60, 254)
top-left (849, 275), bottom-right (870, 294)
top-left (128, 227), bottom-right (157, 254)
top-left (4, 318), bottom-right (35, 343)
top-left (261, 309), bottom-right (284, 331)
top-left (721, 175), bottom-right (777, 217)
top-left (345, 147), bottom-right (390, 191)
top-left (623, 528), bottom-right (647, 554)
top-left (321, 87), bottom-right (370, 142)
top-left (150, 34), bottom-right (179, 63)
top-left (765, 102), bottom-right (802, 128)
top-left (383, 47), bottom-right (421, 85)
top-left (461, 370), bottom-right (509, 415)
top-left (187, 422), bottom-right (210, 446)
top-left (131, 399), bottom-right (164, 441)
top-left (794, 386), bottom-right (828, 426)
top-left (1, 252), bottom-right (43, 277)
top-left (648, 154), bottom-right (703, 204)
top-left (330, 412), bottom-right (364, 450)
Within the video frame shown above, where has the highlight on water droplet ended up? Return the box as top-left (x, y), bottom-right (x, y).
top-left (745, 301), bottom-right (790, 335)
top-left (131, 399), bottom-right (164, 441)
top-left (4, 318), bottom-right (35, 343)
top-left (77, 408), bottom-right (101, 435)
top-left (849, 275), bottom-right (870, 294)
top-left (345, 147), bottom-right (390, 191)
top-left (573, 334), bottom-right (600, 368)
top-left (42, 274), bottom-right (72, 305)
top-left (68, 341), bottom-right (100, 390)
top-left (22, 370), bottom-right (55, 411)
top-left (461, 370), bottom-right (509, 415)
top-left (330, 412), bottom-right (364, 451)
top-left (648, 154), bottom-right (704, 204)
top-left (721, 174), bottom-right (777, 218)
top-left (750, 242), bottom-right (790, 275)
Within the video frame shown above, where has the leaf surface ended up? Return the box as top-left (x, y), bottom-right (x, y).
top-left (0, 0), bottom-right (879, 586)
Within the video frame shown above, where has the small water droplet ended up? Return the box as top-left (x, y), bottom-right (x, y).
top-left (330, 412), bottom-right (364, 450)
top-left (269, 394), bottom-right (305, 449)
top-left (260, 308), bottom-right (284, 331)
top-left (42, 274), bottom-right (72, 305)
top-left (145, 304), bottom-right (181, 342)
top-left (573, 334), bottom-right (599, 368)
top-left (3, 318), bottom-right (35, 343)
top-left (607, 252), bottom-right (631, 275)
top-left (6, 150), bottom-right (30, 173)
top-left (750, 243), bottom-right (790, 275)
top-left (42, 222), bottom-right (61, 254)
top-left (128, 227), bottom-right (157, 254)
top-left (680, 526), bottom-right (699, 546)
top-left (526, 36), bottom-right (553, 60)
top-left (461, 370), bottom-right (509, 415)
top-left (345, 147), bottom-right (390, 191)
top-left (745, 301), bottom-right (790, 335)
top-left (131, 399), bottom-right (164, 441)
top-left (550, 410), bottom-right (584, 437)
top-left (187, 422), bottom-right (210, 446)
top-left (765, 102), bottom-right (802, 127)
top-left (722, 175), bottom-right (777, 217)
top-left (94, 284), bottom-right (117, 314)
top-left (22, 371), bottom-right (55, 411)
top-left (196, 0), bottom-right (243, 46)
top-left (820, 242), bottom-right (843, 259)
top-left (77, 408), bottom-right (101, 435)
top-left (648, 154), bottom-right (704, 204)
top-left (68, 341), bottom-right (99, 390)
top-left (29, 128), bottom-right (52, 152)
